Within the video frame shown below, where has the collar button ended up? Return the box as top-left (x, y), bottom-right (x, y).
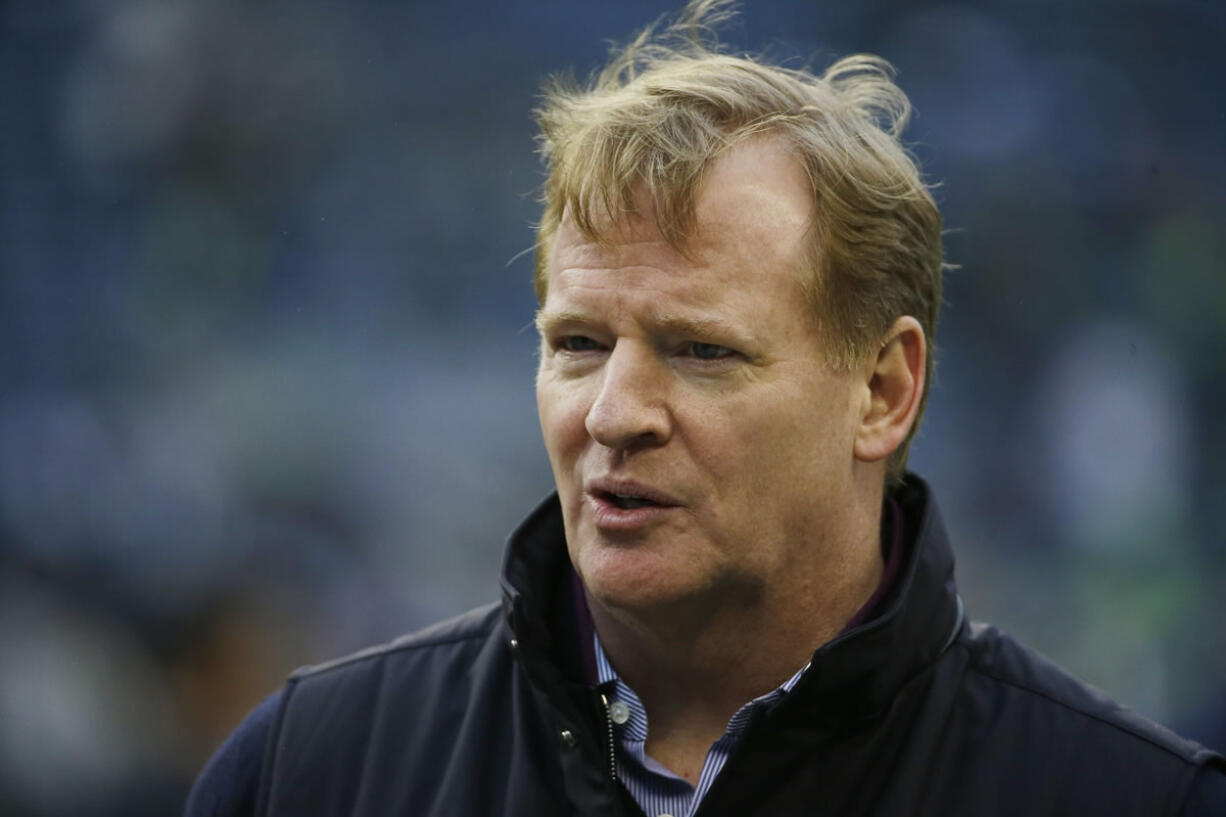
top-left (608, 700), bottom-right (630, 725)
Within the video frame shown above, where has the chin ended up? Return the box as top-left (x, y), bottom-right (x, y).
top-left (575, 545), bottom-right (697, 613)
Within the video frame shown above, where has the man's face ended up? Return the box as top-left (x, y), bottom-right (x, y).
top-left (535, 138), bottom-right (867, 616)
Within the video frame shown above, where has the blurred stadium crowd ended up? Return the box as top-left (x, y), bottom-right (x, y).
top-left (1, 1), bottom-right (1224, 813)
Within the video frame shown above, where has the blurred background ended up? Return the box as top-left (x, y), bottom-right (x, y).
top-left (2, 0), bottom-right (1224, 812)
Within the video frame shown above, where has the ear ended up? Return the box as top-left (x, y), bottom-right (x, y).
top-left (853, 316), bottom-right (926, 464)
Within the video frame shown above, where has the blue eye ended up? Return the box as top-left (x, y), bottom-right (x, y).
top-left (690, 342), bottom-right (734, 360)
top-left (561, 335), bottom-right (601, 352)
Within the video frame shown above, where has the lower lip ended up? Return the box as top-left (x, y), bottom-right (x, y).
top-left (588, 494), bottom-right (676, 532)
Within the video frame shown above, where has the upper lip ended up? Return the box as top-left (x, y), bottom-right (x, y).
top-left (587, 477), bottom-right (681, 507)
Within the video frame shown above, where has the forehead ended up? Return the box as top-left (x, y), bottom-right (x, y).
top-left (688, 136), bottom-right (814, 259)
top-left (547, 137), bottom-right (814, 295)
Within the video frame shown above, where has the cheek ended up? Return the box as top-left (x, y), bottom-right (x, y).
top-left (537, 381), bottom-right (590, 465)
top-left (711, 387), bottom-right (847, 490)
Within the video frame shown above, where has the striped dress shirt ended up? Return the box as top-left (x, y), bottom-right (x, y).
top-left (593, 634), bottom-right (808, 817)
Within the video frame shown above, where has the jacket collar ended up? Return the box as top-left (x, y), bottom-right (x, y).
top-left (499, 474), bottom-right (964, 725)
top-left (771, 475), bottom-right (964, 724)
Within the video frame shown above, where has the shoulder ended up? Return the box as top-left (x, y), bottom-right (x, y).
top-left (275, 601), bottom-right (510, 738)
top-left (184, 693), bottom-right (281, 817)
top-left (183, 603), bottom-right (509, 816)
top-left (959, 621), bottom-right (1217, 764)
top-left (948, 621), bottom-right (1225, 812)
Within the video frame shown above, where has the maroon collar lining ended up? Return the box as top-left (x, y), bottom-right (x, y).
top-left (840, 496), bottom-right (905, 634)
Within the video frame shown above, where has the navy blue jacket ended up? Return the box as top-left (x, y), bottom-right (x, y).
top-left (187, 477), bottom-right (1226, 815)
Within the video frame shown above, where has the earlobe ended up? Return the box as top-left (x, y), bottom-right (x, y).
top-left (853, 317), bottom-right (926, 463)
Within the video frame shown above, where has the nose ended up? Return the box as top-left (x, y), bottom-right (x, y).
top-left (584, 342), bottom-right (671, 451)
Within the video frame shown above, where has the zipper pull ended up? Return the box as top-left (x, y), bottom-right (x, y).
top-left (599, 692), bottom-right (618, 783)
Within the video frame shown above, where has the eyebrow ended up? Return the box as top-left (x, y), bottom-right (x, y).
top-left (534, 308), bottom-right (750, 345)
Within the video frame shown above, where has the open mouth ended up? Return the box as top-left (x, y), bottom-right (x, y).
top-left (588, 481), bottom-right (678, 517)
top-left (604, 493), bottom-right (661, 510)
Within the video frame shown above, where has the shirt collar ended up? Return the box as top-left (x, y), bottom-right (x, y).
top-left (592, 630), bottom-right (810, 743)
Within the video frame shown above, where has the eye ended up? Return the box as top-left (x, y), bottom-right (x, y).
top-left (688, 341), bottom-right (735, 360)
top-left (559, 335), bottom-right (602, 353)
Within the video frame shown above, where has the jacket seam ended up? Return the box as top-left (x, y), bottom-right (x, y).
top-left (967, 664), bottom-right (1200, 764)
top-left (910, 648), bottom-right (971, 813)
top-left (350, 648), bottom-right (394, 811)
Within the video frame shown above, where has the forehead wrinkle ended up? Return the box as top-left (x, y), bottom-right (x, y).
top-left (544, 256), bottom-right (805, 330)
top-left (535, 299), bottom-right (751, 344)
top-left (553, 244), bottom-right (690, 279)
top-left (557, 223), bottom-right (805, 299)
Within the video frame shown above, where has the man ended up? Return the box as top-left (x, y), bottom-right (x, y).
top-left (187, 2), bottom-right (1226, 814)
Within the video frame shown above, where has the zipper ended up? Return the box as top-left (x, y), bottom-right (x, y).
top-left (599, 692), bottom-right (618, 783)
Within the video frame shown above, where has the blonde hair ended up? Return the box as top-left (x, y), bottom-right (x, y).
top-left (533, 0), bottom-right (944, 482)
